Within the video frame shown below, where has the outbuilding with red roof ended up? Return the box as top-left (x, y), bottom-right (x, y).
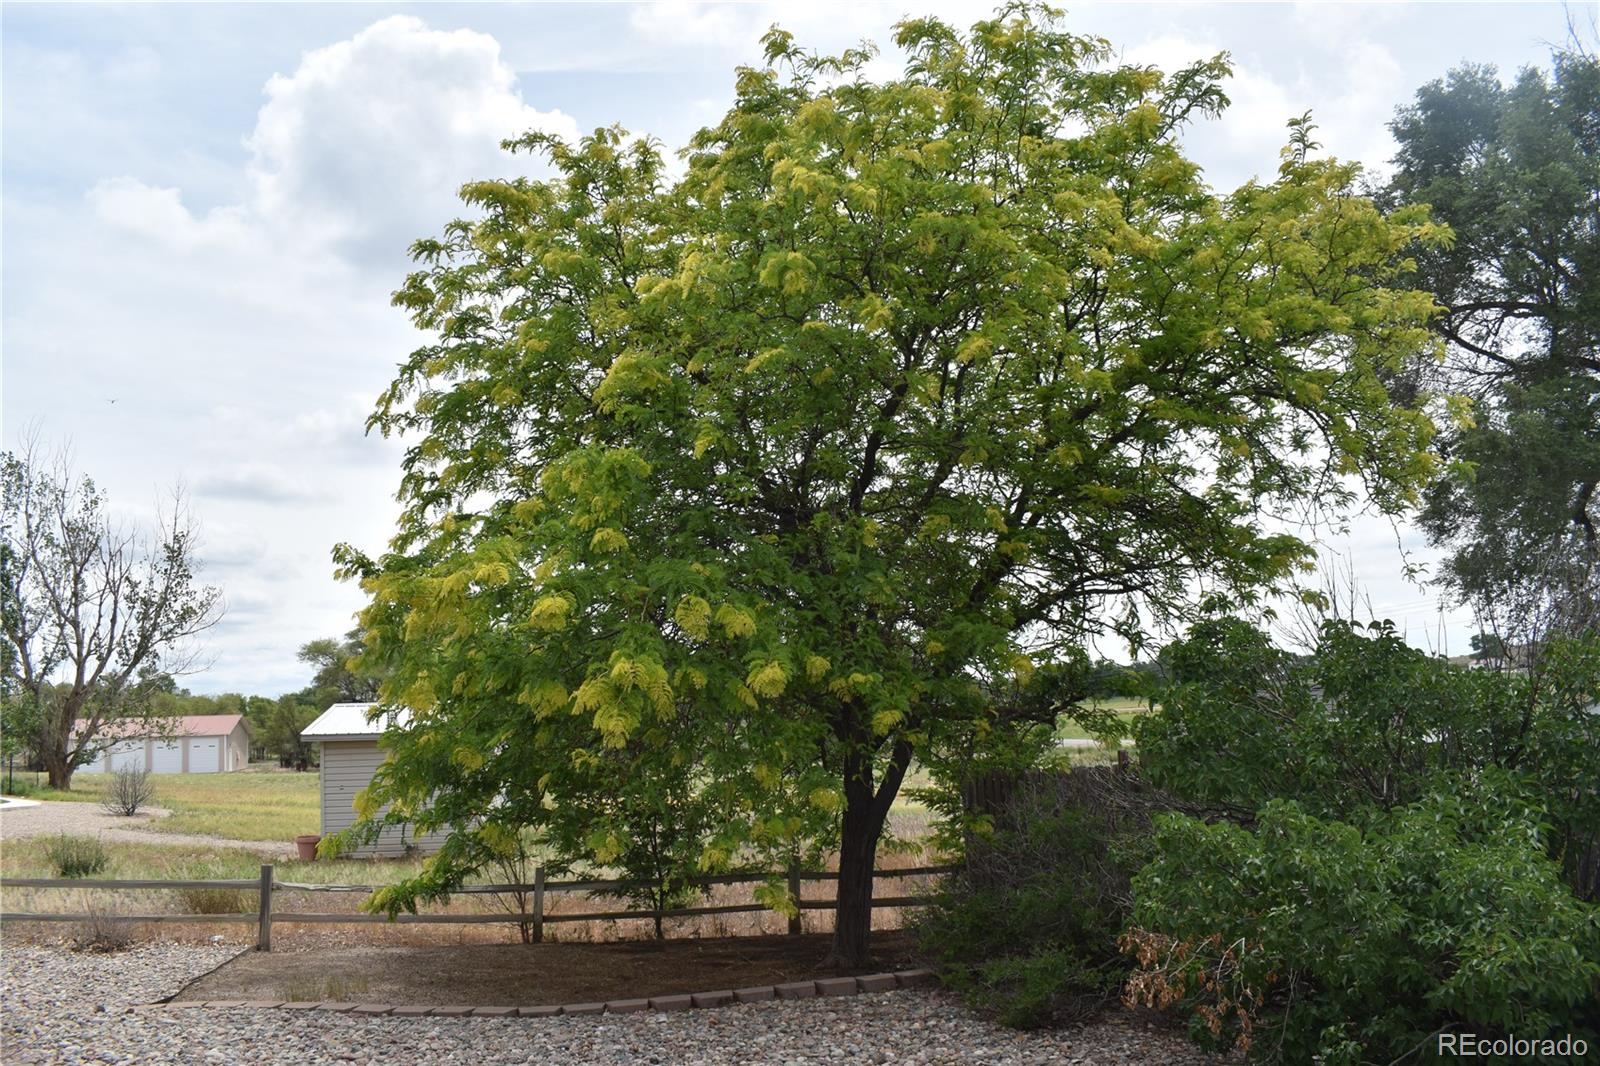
top-left (96, 714), bottom-right (252, 774)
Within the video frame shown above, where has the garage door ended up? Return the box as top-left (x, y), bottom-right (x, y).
top-left (150, 740), bottom-right (184, 774)
top-left (187, 737), bottom-right (220, 773)
top-left (105, 741), bottom-right (144, 773)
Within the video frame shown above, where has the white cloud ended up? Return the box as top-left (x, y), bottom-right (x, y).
top-left (625, 1), bottom-right (991, 63)
top-left (1290, 1), bottom-right (1406, 45)
top-left (247, 16), bottom-right (577, 263)
top-left (40, 16), bottom-right (577, 695)
top-left (87, 176), bottom-right (254, 251)
top-left (627, 1), bottom-right (761, 50)
top-left (1124, 33), bottom-right (1404, 189)
top-left (195, 462), bottom-right (325, 505)
top-left (89, 15), bottom-right (580, 271)
top-left (285, 397), bottom-right (397, 466)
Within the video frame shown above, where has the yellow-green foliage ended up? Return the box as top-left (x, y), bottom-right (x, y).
top-left (336, 6), bottom-right (1446, 944)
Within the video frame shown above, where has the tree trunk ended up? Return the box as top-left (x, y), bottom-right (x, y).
top-left (829, 788), bottom-right (882, 969)
top-left (826, 738), bottom-right (913, 970)
top-left (44, 691), bottom-right (86, 791)
top-left (44, 753), bottom-right (73, 791)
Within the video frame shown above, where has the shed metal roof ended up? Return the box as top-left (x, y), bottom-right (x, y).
top-left (300, 702), bottom-right (410, 741)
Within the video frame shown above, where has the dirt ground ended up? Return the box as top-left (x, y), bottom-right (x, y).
top-left (175, 931), bottom-right (923, 1005)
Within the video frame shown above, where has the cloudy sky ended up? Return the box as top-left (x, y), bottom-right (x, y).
top-left (2, 2), bottom-right (1579, 695)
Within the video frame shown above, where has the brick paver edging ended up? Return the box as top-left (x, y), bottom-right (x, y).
top-left (155, 968), bottom-right (938, 1017)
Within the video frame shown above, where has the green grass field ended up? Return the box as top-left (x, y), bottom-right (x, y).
top-left (1054, 696), bottom-right (1150, 741)
top-left (13, 769), bottom-right (320, 842)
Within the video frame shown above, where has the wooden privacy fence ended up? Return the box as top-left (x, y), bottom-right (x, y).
top-left (0, 863), bottom-right (957, 951)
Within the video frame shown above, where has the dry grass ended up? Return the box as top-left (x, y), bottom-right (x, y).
top-left (69, 909), bottom-right (138, 953)
top-left (276, 974), bottom-right (372, 1002)
top-left (4, 767), bottom-right (958, 951)
top-left (177, 887), bottom-right (253, 914)
top-left (21, 769), bottom-right (320, 842)
top-left (2, 825), bottom-right (953, 951)
top-left (2, 837), bottom-right (429, 884)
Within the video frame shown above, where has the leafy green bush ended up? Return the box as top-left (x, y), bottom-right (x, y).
top-left (2, 776), bottom-right (47, 797)
top-left (1115, 618), bottom-right (1600, 1061)
top-left (1127, 784), bottom-right (1600, 1064)
top-left (1142, 619), bottom-right (1518, 813)
top-left (46, 833), bottom-right (108, 878)
top-left (1136, 619), bottom-right (1600, 895)
top-left (916, 772), bottom-right (1146, 1028)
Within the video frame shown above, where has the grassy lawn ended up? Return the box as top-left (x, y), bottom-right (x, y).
top-left (13, 768), bottom-right (320, 842)
top-left (1055, 697), bottom-right (1151, 741)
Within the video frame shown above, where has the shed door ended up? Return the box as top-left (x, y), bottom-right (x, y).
top-left (187, 737), bottom-right (220, 773)
top-left (105, 741), bottom-right (144, 773)
top-left (150, 740), bottom-right (184, 774)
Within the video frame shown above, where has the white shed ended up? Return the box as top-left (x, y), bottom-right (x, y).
top-left (96, 715), bottom-right (251, 774)
top-left (300, 702), bottom-right (449, 858)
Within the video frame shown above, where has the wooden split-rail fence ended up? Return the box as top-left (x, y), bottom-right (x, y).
top-left (0, 863), bottom-right (957, 951)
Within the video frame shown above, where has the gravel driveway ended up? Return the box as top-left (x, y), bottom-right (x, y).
top-left (0, 802), bottom-right (293, 857)
top-left (1, 943), bottom-right (1222, 1065)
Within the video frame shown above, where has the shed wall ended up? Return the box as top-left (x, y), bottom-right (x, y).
top-left (227, 724), bottom-right (249, 771)
top-left (319, 740), bottom-right (449, 857)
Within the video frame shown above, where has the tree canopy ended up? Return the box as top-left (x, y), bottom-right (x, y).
top-left (337, 5), bottom-right (1446, 965)
top-left (1389, 51), bottom-right (1600, 644)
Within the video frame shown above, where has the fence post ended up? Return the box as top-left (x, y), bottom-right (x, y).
top-left (531, 866), bottom-right (545, 943)
top-left (787, 860), bottom-right (802, 936)
top-left (256, 864), bottom-right (273, 952)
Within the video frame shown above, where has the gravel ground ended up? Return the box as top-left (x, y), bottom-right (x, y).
top-left (1, 943), bottom-right (1223, 1065)
top-left (0, 802), bottom-right (293, 856)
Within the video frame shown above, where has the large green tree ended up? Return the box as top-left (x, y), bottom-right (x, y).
top-left (1388, 52), bottom-right (1600, 647)
top-left (338, 6), bottom-right (1444, 966)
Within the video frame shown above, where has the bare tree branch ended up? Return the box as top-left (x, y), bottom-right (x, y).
top-left (0, 439), bottom-right (223, 789)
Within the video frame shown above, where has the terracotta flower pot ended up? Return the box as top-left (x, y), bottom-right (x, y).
top-left (295, 834), bottom-right (321, 861)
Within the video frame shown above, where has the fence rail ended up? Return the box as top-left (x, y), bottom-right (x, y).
top-left (2, 878), bottom-right (260, 890)
top-left (0, 862), bottom-right (958, 950)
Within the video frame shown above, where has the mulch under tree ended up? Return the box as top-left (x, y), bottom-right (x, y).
top-left (176, 932), bottom-right (922, 1007)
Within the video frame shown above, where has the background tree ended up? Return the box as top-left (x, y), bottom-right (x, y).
top-left (242, 694), bottom-right (277, 760)
top-left (339, 5), bottom-right (1445, 967)
top-left (257, 695), bottom-right (320, 769)
top-left (296, 630), bottom-right (382, 706)
top-left (1469, 629), bottom-right (1510, 662)
top-left (1387, 51), bottom-right (1600, 648)
top-left (0, 681), bottom-right (44, 785)
top-left (0, 442), bottom-right (222, 789)
top-left (244, 633), bottom-right (379, 768)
